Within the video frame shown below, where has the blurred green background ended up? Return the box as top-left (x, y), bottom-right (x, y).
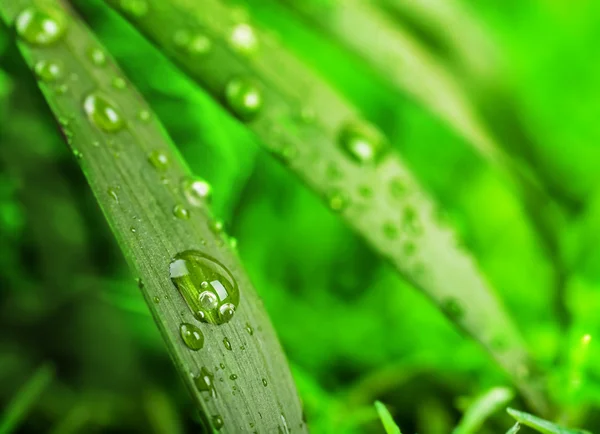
top-left (2, 0), bottom-right (600, 432)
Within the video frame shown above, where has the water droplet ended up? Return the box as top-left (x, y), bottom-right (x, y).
top-left (148, 150), bottom-right (169, 171)
top-left (173, 204), bottom-right (190, 220)
top-left (327, 190), bottom-right (347, 212)
top-left (83, 92), bottom-right (125, 133)
top-left (138, 109), bottom-right (151, 122)
top-left (153, 296), bottom-right (160, 303)
top-left (56, 83), bottom-right (68, 95)
top-left (338, 121), bottom-right (388, 164)
top-left (15, 6), bottom-right (66, 46)
top-left (442, 297), bottom-right (464, 320)
top-left (193, 367), bottom-right (217, 397)
top-left (225, 77), bottom-right (262, 121)
top-left (73, 149), bottom-right (83, 160)
top-left (136, 278), bottom-right (144, 289)
top-left (229, 374), bottom-right (238, 380)
top-left (212, 415), bottom-right (224, 430)
top-left (107, 187), bottom-right (119, 202)
top-left (180, 323), bottom-right (204, 351)
top-left (390, 178), bottom-right (407, 200)
top-left (182, 177), bottom-right (212, 206)
top-left (382, 222), bottom-right (398, 239)
top-left (229, 237), bottom-right (238, 250)
top-left (130, 226), bottom-right (137, 233)
top-left (112, 77), bottom-right (126, 89)
top-left (88, 47), bottom-right (107, 66)
top-left (261, 378), bottom-right (268, 387)
top-left (229, 23), bottom-right (259, 54)
top-left (34, 60), bottom-right (62, 82)
top-left (170, 251), bottom-right (240, 325)
top-left (188, 34), bottom-right (212, 55)
top-left (212, 220), bottom-right (224, 234)
top-left (403, 241), bottom-right (416, 256)
top-left (119, 0), bottom-right (148, 17)
top-left (402, 206), bottom-right (422, 235)
top-left (245, 323), bottom-right (254, 335)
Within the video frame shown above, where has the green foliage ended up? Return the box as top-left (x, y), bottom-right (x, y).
top-left (1, 0), bottom-right (600, 432)
top-left (374, 401), bottom-right (402, 434)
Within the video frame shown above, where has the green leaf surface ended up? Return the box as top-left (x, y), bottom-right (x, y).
top-left (452, 386), bottom-right (514, 434)
top-left (102, 0), bottom-right (549, 414)
top-left (0, 1), bottom-right (304, 432)
top-left (375, 400), bottom-right (402, 434)
top-left (507, 408), bottom-right (591, 434)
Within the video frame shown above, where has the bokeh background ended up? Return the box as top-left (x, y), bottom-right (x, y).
top-left (2, 0), bottom-right (600, 432)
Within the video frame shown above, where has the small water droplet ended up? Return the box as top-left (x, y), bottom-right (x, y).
top-left (193, 367), bottom-right (217, 397)
top-left (327, 190), bottom-right (348, 212)
top-left (153, 296), bottom-right (160, 303)
top-left (229, 374), bottom-right (238, 380)
top-left (148, 150), bottom-right (169, 171)
top-left (88, 47), bottom-right (107, 66)
top-left (229, 23), bottom-right (258, 54)
top-left (15, 6), bottom-right (66, 46)
top-left (180, 323), bottom-right (204, 351)
top-left (136, 277), bottom-right (144, 289)
top-left (138, 109), bottom-right (151, 122)
top-left (73, 149), bottom-right (83, 160)
top-left (182, 177), bottom-right (212, 206)
top-left (229, 237), bottom-right (238, 250)
top-left (245, 323), bottom-right (254, 335)
top-left (382, 222), bottom-right (398, 239)
top-left (390, 178), bottom-right (407, 200)
top-left (223, 337), bottom-right (232, 351)
top-left (402, 206), bottom-right (422, 235)
top-left (442, 297), bottom-right (464, 320)
top-left (212, 415), bottom-right (224, 430)
top-left (172, 204), bottom-right (190, 220)
top-left (338, 121), bottom-right (388, 164)
top-left (187, 33), bottom-right (212, 55)
top-left (130, 226), bottom-right (137, 233)
top-left (262, 378), bottom-right (268, 387)
top-left (225, 77), bottom-right (262, 121)
top-left (119, 0), bottom-right (148, 17)
top-left (107, 187), bottom-right (119, 203)
top-left (212, 220), bottom-right (224, 234)
top-left (34, 60), bottom-right (62, 82)
top-left (83, 92), bottom-right (125, 133)
top-left (112, 76), bottom-right (126, 89)
top-left (170, 251), bottom-right (240, 325)
top-left (56, 84), bottom-right (68, 95)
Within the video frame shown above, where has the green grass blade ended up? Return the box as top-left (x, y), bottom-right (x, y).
top-left (100, 0), bottom-right (550, 414)
top-left (452, 386), bottom-right (514, 434)
top-left (506, 422), bottom-right (521, 434)
top-left (0, 363), bottom-right (55, 434)
top-left (0, 1), bottom-right (304, 432)
top-left (506, 408), bottom-right (591, 434)
top-left (374, 401), bottom-right (402, 434)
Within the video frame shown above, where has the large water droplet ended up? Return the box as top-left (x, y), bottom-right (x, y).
top-left (180, 323), bottom-right (204, 351)
top-left (15, 6), bottom-right (66, 46)
top-left (182, 177), bottom-right (212, 206)
top-left (229, 23), bottom-right (259, 54)
top-left (173, 204), bottom-right (190, 220)
top-left (194, 367), bottom-right (217, 397)
top-left (212, 415), bottom-right (224, 430)
top-left (83, 92), bottom-right (125, 133)
top-left (338, 121), bottom-right (388, 164)
top-left (225, 77), bottom-right (262, 121)
top-left (34, 60), bottom-right (62, 82)
top-left (148, 150), bottom-right (169, 171)
top-left (170, 251), bottom-right (240, 324)
top-left (223, 337), bottom-right (232, 351)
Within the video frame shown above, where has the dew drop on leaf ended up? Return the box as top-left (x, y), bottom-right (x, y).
top-left (179, 322), bottom-right (204, 351)
top-left (382, 222), bottom-right (398, 240)
top-left (34, 60), bottom-right (62, 82)
top-left (182, 177), bottom-right (212, 206)
top-left (15, 6), bottom-right (66, 46)
top-left (138, 109), bottom-right (151, 122)
top-left (223, 337), bottom-right (232, 351)
top-left (193, 367), bottom-right (217, 397)
top-left (327, 190), bottom-right (348, 212)
top-left (442, 297), bottom-right (464, 320)
top-left (170, 250), bottom-right (240, 324)
top-left (212, 415), bottom-right (224, 430)
top-left (187, 34), bottom-right (212, 56)
top-left (148, 150), bottom-right (169, 171)
top-left (88, 47), bottom-right (107, 66)
top-left (112, 77), bottom-right (126, 89)
top-left (245, 323), bottom-right (254, 335)
top-left (225, 77), bottom-right (262, 121)
top-left (338, 121), bottom-right (388, 164)
top-left (83, 92), bottom-right (125, 133)
top-left (119, 0), bottom-right (149, 17)
top-left (172, 204), bottom-right (190, 220)
top-left (229, 23), bottom-right (259, 54)
top-left (262, 378), bottom-right (268, 387)
top-left (229, 374), bottom-right (238, 380)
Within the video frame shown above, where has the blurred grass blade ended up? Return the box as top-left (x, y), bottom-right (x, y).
top-left (0, 1), bottom-right (304, 432)
top-left (506, 408), bottom-right (591, 434)
top-left (0, 363), bottom-right (54, 434)
top-left (101, 0), bottom-right (549, 414)
top-left (452, 386), bottom-right (514, 434)
top-left (374, 401), bottom-right (402, 434)
top-left (506, 423), bottom-right (521, 434)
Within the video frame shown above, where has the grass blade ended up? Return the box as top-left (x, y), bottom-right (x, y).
top-left (506, 408), bottom-right (591, 434)
top-left (0, 363), bottom-right (55, 434)
top-left (101, 0), bottom-right (550, 413)
top-left (506, 423), bottom-right (521, 434)
top-left (452, 386), bottom-right (514, 434)
top-left (0, 1), bottom-right (304, 432)
top-left (374, 401), bottom-right (402, 434)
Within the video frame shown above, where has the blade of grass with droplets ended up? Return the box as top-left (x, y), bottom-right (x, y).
top-left (452, 386), bottom-right (514, 434)
top-left (506, 408), bottom-right (591, 434)
top-left (374, 401), bottom-right (402, 434)
top-left (0, 1), bottom-right (304, 432)
top-left (101, 0), bottom-right (549, 414)
top-left (0, 363), bottom-right (54, 434)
